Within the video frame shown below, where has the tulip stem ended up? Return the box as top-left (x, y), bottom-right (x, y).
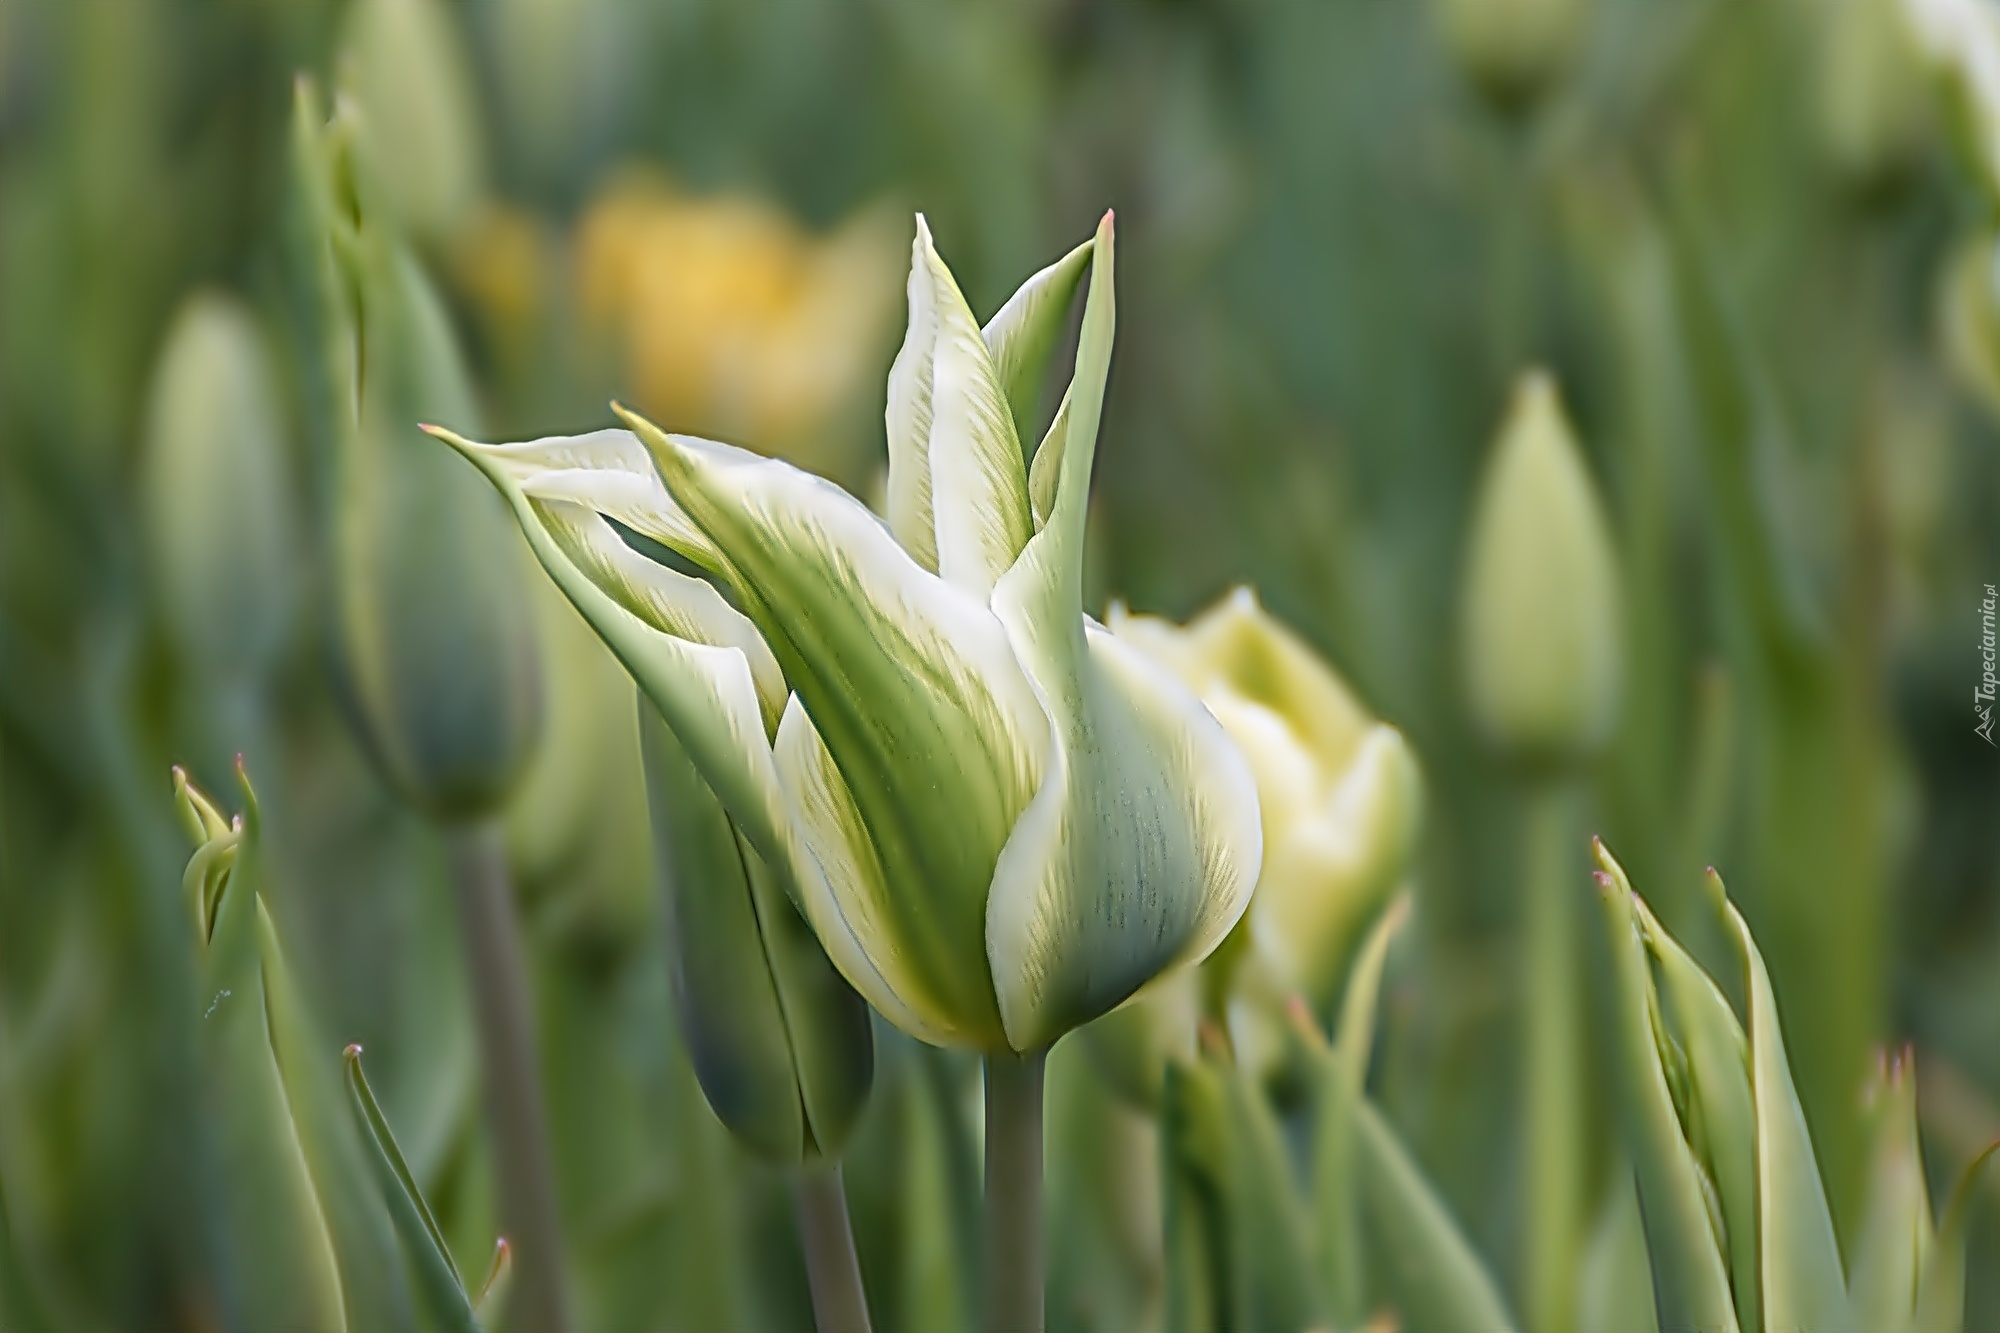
top-left (983, 1047), bottom-right (1047, 1333)
top-left (792, 1165), bottom-right (872, 1333)
top-left (447, 822), bottom-right (570, 1333)
top-left (1522, 782), bottom-right (1581, 1333)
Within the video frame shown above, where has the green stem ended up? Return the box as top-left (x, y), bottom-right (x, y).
top-left (446, 823), bottom-right (570, 1333)
top-left (792, 1165), bottom-right (872, 1333)
top-left (984, 1047), bottom-right (1047, 1333)
top-left (1523, 782), bottom-right (1580, 1333)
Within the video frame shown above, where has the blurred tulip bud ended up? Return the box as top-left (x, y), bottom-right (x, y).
top-left (1459, 371), bottom-right (1622, 770)
top-left (1433, 0), bottom-right (1592, 113)
top-left (1940, 231), bottom-right (2000, 418)
top-left (639, 703), bottom-right (873, 1164)
top-left (1111, 589), bottom-right (1423, 1011)
top-left (140, 292), bottom-right (299, 695)
top-left (503, 574), bottom-right (653, 945)
top-left (434, 211), bottom-right (1262, 1053)
top-left (1902, 0), bottom-right (2000, 203)
top-left (176, 767), bottom-right (346, 1333)
top-left (293, 85), bottom-right (541, 822)
top-left (339, 0), bottom-right (486, 242)
top-left (1819, 0), bottom-right (1930, 190)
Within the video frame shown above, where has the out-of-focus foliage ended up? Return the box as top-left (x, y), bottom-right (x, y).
top-left (3, 0), bottom-right (1999, 1329)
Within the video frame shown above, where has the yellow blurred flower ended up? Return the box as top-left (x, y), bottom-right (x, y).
top-left (1110, 589), bottom-right (1423, 1011)
top-left (575, 169), bottom-right (900, 474)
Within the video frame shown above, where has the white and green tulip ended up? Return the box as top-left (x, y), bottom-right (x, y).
top-left (429, 211), bottom-right (1263, 1053)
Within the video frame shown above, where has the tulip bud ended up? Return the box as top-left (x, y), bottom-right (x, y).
top-left (140, 293), bottom-right (299, 694)
top-left (1818, 0), bottom-right (1929, 191)
top-left (177, 768), bottom-right (346, 1333)
top-left (1459, 371), bottom-right (1621, 770)
top-left (294, 86), bottom-right (540, 821)
top-left (640, 702), bottom-right (873, 1164)
top-left (1940, 232), bottom-right (2000, 419)
top-left (1433, 0), bottom-right (1592, 113)
top-left (503, 575), bottom-right (653, 943)
top-left (338, 0), bottom-right (485, 242)
top-left (1112, 590), bottom-right (1423, 1011)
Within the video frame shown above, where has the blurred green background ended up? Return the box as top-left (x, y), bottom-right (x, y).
top-left (3, 0), bottom-right (1999, 1328)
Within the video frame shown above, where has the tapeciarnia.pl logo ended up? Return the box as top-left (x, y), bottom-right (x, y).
top-left (1979, 583), bottom-right (1997, 747)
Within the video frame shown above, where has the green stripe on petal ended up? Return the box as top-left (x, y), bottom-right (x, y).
top-left (627, 410), bottom-right (1049, 1048)
top-left (886, 224), bottom-right (942, 571)
top-left (773, 697), bottom-right (969, 1046)
top-left (982, 235), bottom-right (1093, 450)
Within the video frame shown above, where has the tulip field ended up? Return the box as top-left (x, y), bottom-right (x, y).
top-left (3, 0), bottom-right (2000, 1331)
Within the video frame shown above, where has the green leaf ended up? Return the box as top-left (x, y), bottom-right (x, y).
top-left (1608, 845), bottom-right (1758, 1333)
top-left (1316, 896), bottom-right (1409, 1325)
top-left (259, 899), bottom-right (420, 1333)
top-left (343, 1046), bottom-right (481, 1333)
top-left (1910, 1142), bottom-right (2000, 1333)
top-left (1352, 1096), bottom-right (1519, 1333)
top-left (1712, 872), bottom-right (1847, 1333)
top-left (197, 782), bottom-right (348, 1333)
top-left (1593, 866), bottom-right (1739, 1333)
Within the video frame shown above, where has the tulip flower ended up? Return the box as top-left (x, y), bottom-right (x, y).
top-left (429, 210), bottom-right (1259, 1055)
top-left (1109, 589), bottom-right (1421, 1013)
top-left (429, 210), bottom-right (1261, 1332)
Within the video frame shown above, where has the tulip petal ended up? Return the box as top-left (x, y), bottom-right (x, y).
top-left (982, 235), bottom-right (1093, 449)
top-left (471, 426), bottom-right (719, 566)
top-left (428, 425), bottom-right (797, 870)
top-left (630, 410), bottom-right (1049, 1047)
top-left (1027, 387), bottom-right (1069, 531)
top-left (983, 212), bottom-right (1261, 1050)
top-left (983, 623), bottom-right (1263, 1051)
top-left (885, 217), bottom-right (1034, 594)
top-left (773, 698), bottom-right (971, 1047)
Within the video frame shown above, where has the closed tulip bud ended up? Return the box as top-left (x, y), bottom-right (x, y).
top-left (431, 210), bottom-right (1263, 1053)
top-left (1939, 232), bottom-right (2000, 418)
top-left (338, 0), bottom-right (485, 242)
top-left (294, 87), bottom-right (540, 821)
top-left (176, 767), bottom-right (346, 1333)
top-left (141, 294), bottom-right (300, 695)
top-left (641, 702), bottom-right (873, 1163)
top-left (1818, 0), bottom-right (1929, 190)
top-left (1433, 0), bottom-right (1592, 113)
top-left (1111, 590), bottom-right (1422, 1012)
top-left (503, 575), bottom-right (654, 942)
top-left (1459, 371), bottom-right (1622, 770)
